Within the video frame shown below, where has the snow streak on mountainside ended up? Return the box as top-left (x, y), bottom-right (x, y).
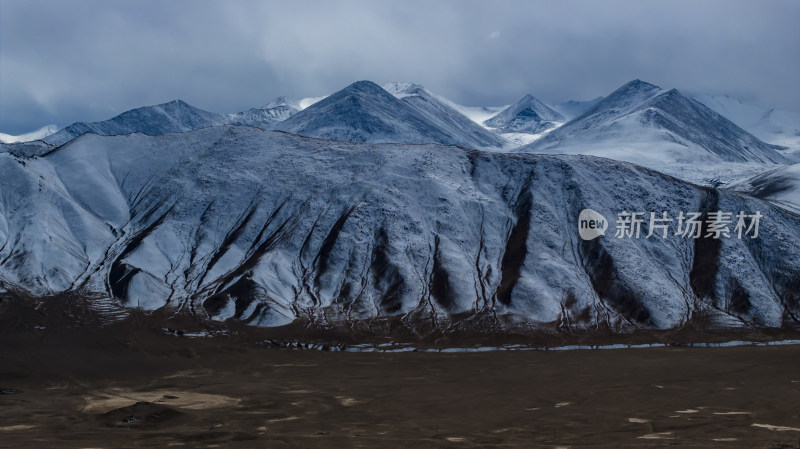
top-left (0, 125), bottom-right (59, 144)
top-left (484, 94), bottom-right (565, 134)
top-left (0, 126), bottom-right (798, 332)
top-left (520, 80), bottom-right (789, 184)
top-left (694, 94), bottom-right (800, 155)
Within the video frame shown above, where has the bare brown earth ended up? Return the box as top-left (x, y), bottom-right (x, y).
top-left (1, 295), bottom-right (800, 448)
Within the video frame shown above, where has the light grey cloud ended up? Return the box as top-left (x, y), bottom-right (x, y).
top-left (1, 0), bottom-right (798, 134)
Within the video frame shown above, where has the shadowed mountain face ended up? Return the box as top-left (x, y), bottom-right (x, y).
top-left (484, 94), bottom-right (565, 134)
top-left (0, 126), bottom-right (798, 332)
top-left (523, 80), bottom-right (788, 165)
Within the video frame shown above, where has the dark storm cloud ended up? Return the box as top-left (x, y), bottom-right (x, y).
top-left (1, 0), bottom-right (798, 134)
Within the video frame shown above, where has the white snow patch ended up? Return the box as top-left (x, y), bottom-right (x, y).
top-left (0, 124), bottom-right (58, 143)
top-left (752, 423), bottom-right (800, 432)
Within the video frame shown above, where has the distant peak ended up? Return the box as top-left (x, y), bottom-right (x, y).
top-left (324, 80), bottom-right (394, 101)
top-left (624, 79), bottom-right (660, 89)
top-left (512, 93), bottom-right (549, 107)
top-left (612, 79), bottom-right (663, 97)
top-left (265, 96), bottom-right (301, 110)
top-left (162, 99), bottom-right (190, 107)
top-left (598, 79), bottom-right (664, 106)
top-left (152, 99), bottom-right (202, 112)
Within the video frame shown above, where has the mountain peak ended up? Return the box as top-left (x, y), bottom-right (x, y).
top-left (567, 79), bottom-right (664, 121)
top-left (623, 79), bottom-right (660, 90)
top-left (164, 99), bottom-right (190, 106)
top-left (276, 80), bottom-right (504, 148)
top-left (484, 93), bottom-right (564, 133)
top-left (43, 99), bottom-right (225, 146)
top-left (523, 79), bottom-right (788, 166)
top-left (275, 80), bottom-right (453, 144)
top-left (603, 79), bottom-right (663, 103)
top-left (264, 96), bottom-right (302, 110)
top-left (342, 80), bottom-right (386, 95)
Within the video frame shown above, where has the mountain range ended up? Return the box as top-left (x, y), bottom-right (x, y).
top-left (1, 78), bottom-right (799, 337)
top-left (0, 127), bottom-right (797, 333)
top-left (16, 79), bottom-right (794, 170)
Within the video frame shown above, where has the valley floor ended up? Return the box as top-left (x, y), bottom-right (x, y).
top-left (1, 299), bottom-right (800, 448)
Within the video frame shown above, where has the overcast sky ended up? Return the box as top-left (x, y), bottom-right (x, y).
top-left (1, 0), bottom-right (798, 134)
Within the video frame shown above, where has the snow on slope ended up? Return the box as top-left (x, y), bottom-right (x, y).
top-left (694, 94), bottom-right (800, 155)
top-left (383, 82), bottom-right (505, 125)
top-left (484, 94), bottom-right (565, 134)
top-left (298, 96), bottom-right (326, 109)
top-left (226, 96), bottom-right (301, 128)
top-left (521, 80), bottom-right (790, 185)
top-left (277, 81), bottom-right (504, 149)
top-left (0, 126), bottom-right (798, 331)
top-left (41, 96), bottom-right (311, 147)
top-left (44, 100), bottom-right (228, 146)
top-left (382, 82), bottom-right (506, 148)
top-left (0, 125), bottom-right (59, 144)
top-left (730, 163), bottom-right (800, 214)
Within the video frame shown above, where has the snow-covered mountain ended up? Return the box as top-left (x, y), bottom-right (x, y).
top-left (276, 81), bottom-right (503, 148)
top-left (0, 126), bottom-right (798, 332)
top-left (521, 80), bottom-right (789, 184)
top-left (226, 96), bottom-right (302, 128)
top-left (730, 163), bottom-right (800, 214)
top-left (484, 94), bottom-right (565, 134)
top-left (0, 124), bottom-right (59, 144)
top-left (40, 97), bottom-right (308, 147)
top-left (382, 82), bottom-right (506, 148)
top-left (44, 100), bottom-right (228, 146)
top-left (694, 94), bottom-right (800, 155)
top-left (383, 82), bottom-right (506, 126)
